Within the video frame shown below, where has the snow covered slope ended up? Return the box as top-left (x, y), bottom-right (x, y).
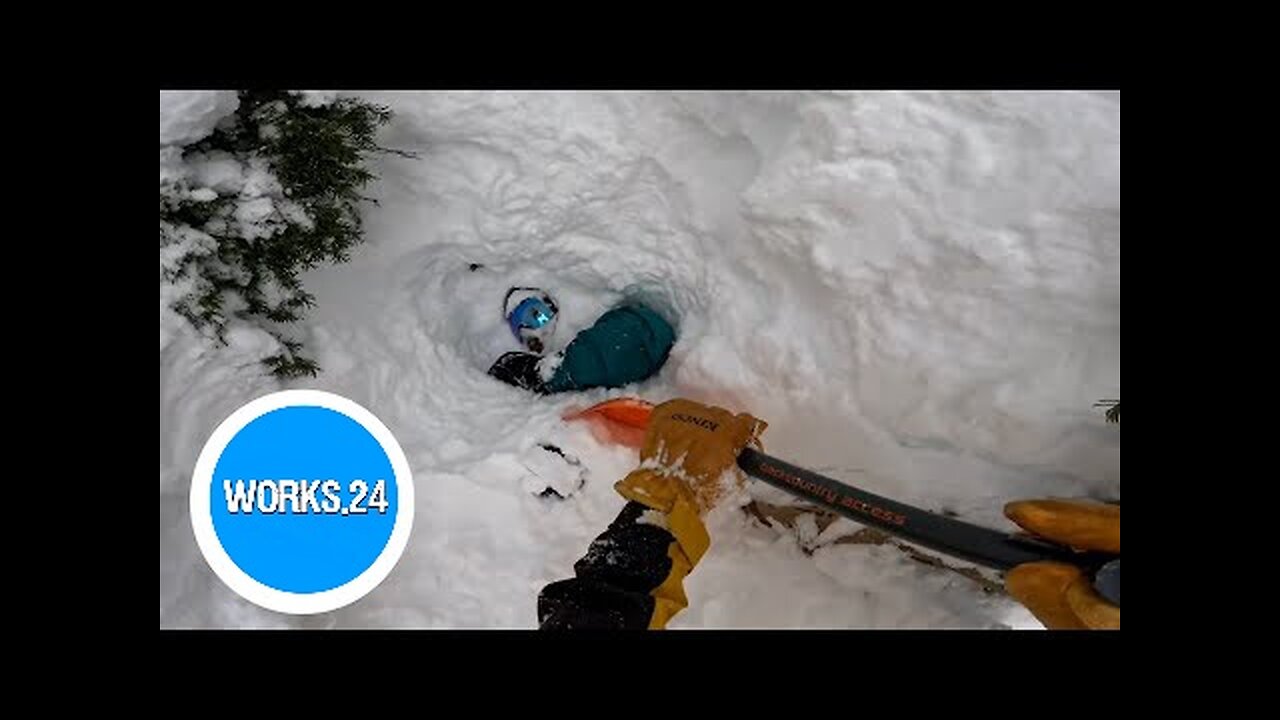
top-left (159, 91), bottom-right (1119, 629)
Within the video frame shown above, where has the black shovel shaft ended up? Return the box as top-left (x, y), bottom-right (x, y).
top-left (737, 448), bottom-right (1107, 572)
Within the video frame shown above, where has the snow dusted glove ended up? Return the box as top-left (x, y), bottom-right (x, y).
top-left (617, 398), bottom-right (768, 517)
top-left (538, 501), bottom-right (682, 629)
top-left (1003, 499), bottom-right (1120, 630)
top-left (611, 398), bottom-right (767, 628)
top-left (488, 351), bottom-right (548, 393)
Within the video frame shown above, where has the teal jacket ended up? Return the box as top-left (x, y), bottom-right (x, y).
top-left (542, 305), bottom-right (675, 393)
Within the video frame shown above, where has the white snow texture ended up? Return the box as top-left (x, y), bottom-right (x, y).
top-left (159, 91), bottom-right (1119, 629)
top-left (160, 91), bottom-right (239, 147)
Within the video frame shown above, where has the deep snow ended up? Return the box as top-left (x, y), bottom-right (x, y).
top-left (159, 90), bottom-right (1119, 629)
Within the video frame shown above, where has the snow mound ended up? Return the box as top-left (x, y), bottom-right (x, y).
top-left (160, 91), bottom-right (239, 147)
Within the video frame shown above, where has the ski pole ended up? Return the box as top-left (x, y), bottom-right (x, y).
top-left (737, 448), bottom-right (1119, 599)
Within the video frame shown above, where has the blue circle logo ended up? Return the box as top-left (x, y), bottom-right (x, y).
top-left (191, 390), bottom-right (414, 614)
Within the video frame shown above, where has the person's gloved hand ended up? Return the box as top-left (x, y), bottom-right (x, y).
top-left (1003, 499), bottom-right (1120, 629)
top-left (616, 398), bottom-right (768, 519)
top-left (611, 398), bottom-right (767, 628)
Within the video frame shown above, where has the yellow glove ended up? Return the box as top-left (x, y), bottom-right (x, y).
top-left (616, 398), bottom-right (767, 523)
top-left (1003, 499), bottom-right (1120, 630)
top-left (613, 398), bottom-right (767, 628)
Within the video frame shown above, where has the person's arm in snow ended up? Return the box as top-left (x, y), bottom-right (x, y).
top-left (538, 399), bottom-right (767, 629)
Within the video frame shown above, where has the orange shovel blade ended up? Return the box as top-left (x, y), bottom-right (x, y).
top-left (563, 397), bottom-right (655, 450)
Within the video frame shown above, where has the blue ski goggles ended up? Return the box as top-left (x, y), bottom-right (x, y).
top-left (508, 296), bottom-right (556, 336)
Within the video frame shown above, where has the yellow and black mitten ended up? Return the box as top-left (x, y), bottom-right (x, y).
top-left (1003, 499), bottom-right (1120, 630)
top-left (538, 399), bottom-right (766, 629)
